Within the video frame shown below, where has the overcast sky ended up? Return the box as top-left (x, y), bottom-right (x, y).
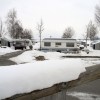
top-left (0, 0), bottom-right (99, 39)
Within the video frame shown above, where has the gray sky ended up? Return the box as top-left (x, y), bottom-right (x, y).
top-left (0, 0), bottom-right (99, 39)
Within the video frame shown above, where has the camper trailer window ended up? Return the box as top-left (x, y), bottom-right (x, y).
top-left (55, 42), bottom-right (61, 46)
top-left (66, 43), bottom-right (74, 47)
top-left (44, 42), bottom-right (51, 46)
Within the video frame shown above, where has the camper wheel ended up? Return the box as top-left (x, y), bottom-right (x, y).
top-left (21, 47), bottom-right (23, 50)
top-left (57, 50), bottom-right (61, 53)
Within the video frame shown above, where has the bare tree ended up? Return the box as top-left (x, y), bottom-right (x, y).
top-left (14, 21), bottom-right (23, 39)
top-left (0, 19), bottom-right (5, 37)
top-left (62, 27), bottom-right (74, 38)
top-left (83, 21), bottom-right (98, 48)
top-left (0, 19), bottom-right (3, 37)
top-left (95, 5), bottom-right (100, 26)
top-left (22, 29), bottom-right (33, 39)
top-left (37, 19), bottom-right (44, 50)
top-left (6, 9), bottom-right (17, 38)
top-left (86, 21), bottom-right (98, 40)
top-left (5, 9), bottom-right (34, 40)
top-left (83, 26), bottom-right (89, 48)
top-left (6, 9), bottom-right (24, 39)
top-left (89, 21), bottom-right (97, 40)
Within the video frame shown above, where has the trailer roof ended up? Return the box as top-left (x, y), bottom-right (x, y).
top-left (43, 38), bottom-right (76, 40)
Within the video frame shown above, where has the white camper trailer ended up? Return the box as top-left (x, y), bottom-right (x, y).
top-left (41, 38), bottom-right (79, 53)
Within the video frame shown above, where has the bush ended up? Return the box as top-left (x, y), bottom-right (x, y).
top-left (35, 56), bottom-right (45, 61)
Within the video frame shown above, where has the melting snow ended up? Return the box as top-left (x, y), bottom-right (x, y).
top-left (0, 59), bottom-right (87, 99)
top-left (67, 92), bottom-right (100, 100)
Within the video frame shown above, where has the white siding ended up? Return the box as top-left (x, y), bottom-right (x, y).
top-left (95, 43), bottom-right (100, 50)
top-left (42, 41), bottom-right (77, 49)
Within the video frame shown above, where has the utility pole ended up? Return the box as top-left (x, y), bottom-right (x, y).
top-left (37, 19), bottom-right (44, 51)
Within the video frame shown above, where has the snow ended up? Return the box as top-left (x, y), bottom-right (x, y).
top-left (81, 58), bottom-right (100, 65)
top-left (0, 46), bottom-right (17, 56)
top-left (33, 42), bottom-right (40, 50)
top-left (80, 47), bottom-right (100, 56)
top-left (91, 40), bottom-right (100, 44)
top-left (0, 44), bottom-right (100, 99)
top-left (10, 50), bottom-right (65, 64)
top-left (67, 92), bottom-right (100, 100)
top-left (10, 49), bottom-right (100, 65)
top-left (81, 50), bottom-right (100, 56)
top-left (9, 51), bottom-right (36, 64)
top-left (0, 59), bottom-right (86, 99)
top-left (1, 34), bottom-right (13, 42)
top-left (79, 44), bottom-right (84, 47)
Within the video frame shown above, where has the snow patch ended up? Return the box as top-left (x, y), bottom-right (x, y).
top-left (0, 46), bottom-right (17, 56)
top-left (10, 50), bottom-right (65, 64)
top-left (67, 92), bottom-right (100, 100)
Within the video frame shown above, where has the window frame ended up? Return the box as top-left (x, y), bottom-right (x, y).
top-left (66, 42), bottom-right (74, 47)
top-left (44, 42), bottom-right (51, 46)
top-left (55, 42), bottom-right (61, 46)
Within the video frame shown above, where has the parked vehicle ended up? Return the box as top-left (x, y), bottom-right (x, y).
top-left (13, 41), bottom-right (26, 50)
top-left (13, 39), bottom-right (33, 50)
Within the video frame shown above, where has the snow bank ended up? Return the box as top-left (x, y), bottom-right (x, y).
top-left (80, 46), bottom-right (100, 56)
top-left (0, 46), bottom-right (16, 56)
top-left (33, 42), bottom-right (40, 50)
top-left (10, 49), bottom-right (100, 65)
top-left (10, 50), bottom-right (65, 64)
top-left (81, 50), bottom-right (100, 56)
top-left (9, 51), bottom-right (36, 64)
top-left (0, 59), bottom-right (86, 99)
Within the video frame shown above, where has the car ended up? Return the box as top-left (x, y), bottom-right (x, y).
top-left (13, 39), bottom-right (33, 50)
top-left (14, 41), bottom-right (26, 50)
